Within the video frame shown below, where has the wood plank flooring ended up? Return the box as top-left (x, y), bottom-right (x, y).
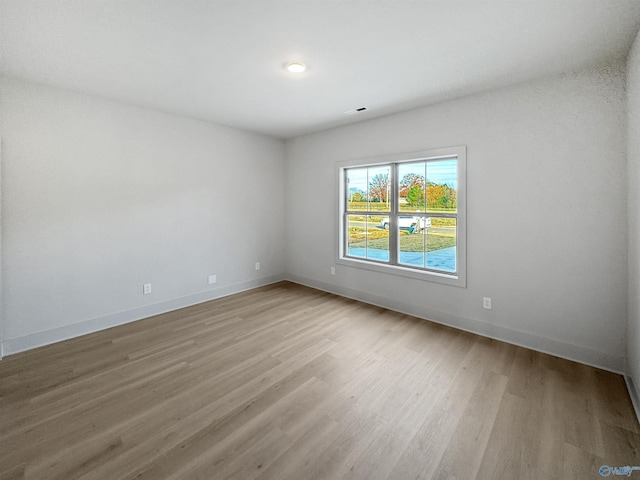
top-left (1, 281), bottom-right (639, 479)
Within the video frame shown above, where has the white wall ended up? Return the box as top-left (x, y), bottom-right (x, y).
top-left (285, 63), bottom-right (628, 373)
top-left (0, 116), bottom-right (3, 359)
top-left (628, 30), bottom-right (640, 405)
top-left (0, 78), bottom-right (286, 354)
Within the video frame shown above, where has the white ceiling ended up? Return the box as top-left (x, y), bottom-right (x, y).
top-left (2, 1), bottom-right (640, 139)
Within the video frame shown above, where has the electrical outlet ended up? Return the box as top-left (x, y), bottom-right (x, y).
top-left (331, 267), bottom-right (336, 275)
top-left (255, 262), bottom-right (260, 271)
top-left (143, 283), bottom-right (152, 295)
top-left (483, 297), bottom-right (492, 310)
top-left (208, 275), bottom-right (217, 285)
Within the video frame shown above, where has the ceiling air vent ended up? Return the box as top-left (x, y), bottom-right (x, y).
top-left (344, 106), bottom-right (368, 115)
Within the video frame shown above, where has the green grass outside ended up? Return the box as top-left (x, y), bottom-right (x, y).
top-left (347, 202), bottom-right (390, 212)
top-left (346, 215), bottom-right (455, 228)
top-left (349, 231), bottom-right (455, 252)
top-left (347, 215), bottom-right (385, 223)
top-left (348, 201), bottom-right (456, 215)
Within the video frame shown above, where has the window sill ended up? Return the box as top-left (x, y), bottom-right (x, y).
top-left (336, 255), bottom-right (466, 288)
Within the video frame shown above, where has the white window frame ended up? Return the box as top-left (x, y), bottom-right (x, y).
top-left (336, 146), bottom-right (466, 288)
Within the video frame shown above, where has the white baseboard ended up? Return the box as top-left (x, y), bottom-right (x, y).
top-left (285, 274), bottom-right (627, 375)
top-left (2, 274), bottom-right (285, 356)
top-left (625, 375), bottom-right (640, 425)
top-left (2, 274), bottom-right (628, 377)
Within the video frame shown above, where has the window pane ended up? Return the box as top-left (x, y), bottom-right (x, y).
top-left (346, 214), bottom-right (389, 261)
top-left (398, 162), bottom-right (426, 213)
top-left (398, 219), bottom-right (427, 267)
top-left (346, 168), bottom-right (368, 211)
top-left (398, 216), bottom-right (456, 272)
top-left (427, 217), bottom-right (456, 272)
top-left (366, 214), bottom-right (389, 261)
top-left (426, 159), bottom-right (457, 214)
top-left (347, 214), bottom-right (366, 258)
top-left (367, 166), bottom-right (390, 212)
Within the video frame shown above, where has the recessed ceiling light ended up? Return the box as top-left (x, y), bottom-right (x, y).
top-left (286, 62), bottom-right (307, 73)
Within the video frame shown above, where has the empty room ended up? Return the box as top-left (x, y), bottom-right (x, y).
top-left (2, 1), bottom-right (640, 478)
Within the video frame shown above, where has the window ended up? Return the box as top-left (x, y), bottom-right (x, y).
top-left (337, 146), bottom-right (466, 287)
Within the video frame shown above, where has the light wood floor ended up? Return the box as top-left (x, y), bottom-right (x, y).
top-left (1, 281), bottom-right (639, 479)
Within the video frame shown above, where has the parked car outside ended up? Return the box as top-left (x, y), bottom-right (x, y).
top-left (380, 215), bottom-right (431, 232)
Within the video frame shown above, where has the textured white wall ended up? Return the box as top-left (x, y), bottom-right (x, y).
top-left (285, 64), bottom-right (628, 372)
top-left (0, 117), bottom-right (2, 359)
top-left (0, 78), bottom-right (286, 353)
top-left (628, 30), bottom-right (640, 399)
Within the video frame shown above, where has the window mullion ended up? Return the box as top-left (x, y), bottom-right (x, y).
top-left (389, 163), bottom-right (398, 264)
